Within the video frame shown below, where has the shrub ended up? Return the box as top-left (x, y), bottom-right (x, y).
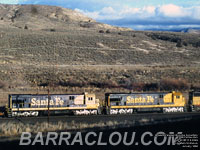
top-left (192, 41), bottom-right (200, 48)
top-left (182, 41), bottom-right (188, 46)
top-left (50, 29), bottom-right (56, 32)
top-left (24, 25), bottom-right (28, 29)
top-left (89, 80), bottom-right (118, 88)
top-left (160, 78), bottom-right (189, 91)
top-left (99, 30), bottom-right (104, 33)
top-left (58, 79), bottom-right (86, 88)
top-left (31, 6), bottom-right (38, 15)
top-left (131, 82), bottom-right (145, 91)
top-left (80, 22), bottom-right (94, 28)
top-left (119, 78), bottom-right (132, 90)
top-left (190, 84), bottom-right (200, 91)
top-left (0, 81), bottom-right (6, 89)
top-left (132, 34), bottom-right (136, 37)
top-left (176, 40), bottom-right (182, 47)
top-left (143, 83), bottom-right (159, 91)
top-left (106, 30), bottom-right (111, 33)
top-left (38, 82), bottom-right (48, 87)
top-left (148, 33), bottom-right (181, 43)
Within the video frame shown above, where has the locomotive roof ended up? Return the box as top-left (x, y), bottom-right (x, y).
top-left (9, 94), bottom-right (85, 96)
top-left (191, 91), bottom-right (200, 93)
top-left (105, 92), bottom-right (172, 95)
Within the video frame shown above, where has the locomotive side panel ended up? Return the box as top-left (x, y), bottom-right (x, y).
top-left (8, 93), bottom-right (100, 117)
top-left (11, 94), bottom-right (86, 109)
top-left (109, 93), bottom-right (171, 106)
top-left (105, 92), bottom-right (186, 114)
top-left (108, 93), bottom-right (174, 106)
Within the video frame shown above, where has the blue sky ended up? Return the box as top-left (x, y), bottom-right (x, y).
top-left (1, 0), bottom-right (200, 30)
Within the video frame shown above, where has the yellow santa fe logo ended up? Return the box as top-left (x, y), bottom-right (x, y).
top-left (127, 96), bottom-right (154, 103)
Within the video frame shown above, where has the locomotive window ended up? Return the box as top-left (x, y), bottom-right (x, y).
top-left (110, 98), bottom-right (121, 102)
top-left (88, 97), bottom-right (93, 101)
top-left (194, 93), bottom-right (200, 97)
top-left (159, 95), bottom-right (163, 98)
top-left (176, 96), bottom-right (180, 99)
top-left (69, 96), bottom-right (75, 100)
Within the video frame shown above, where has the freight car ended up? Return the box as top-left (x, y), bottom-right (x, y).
top-left (5, 93), bottom-right (100, 117)
top-left (103, 91), bottom-right (187, 114)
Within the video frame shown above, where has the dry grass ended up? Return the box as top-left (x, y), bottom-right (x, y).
top-left (0, 115), bottom-right (193, 140)
top-left (0, 120), bottom-right (122, 138)
top-left (0, 118), bottom-right (159, 138)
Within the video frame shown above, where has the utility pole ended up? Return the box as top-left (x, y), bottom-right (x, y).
top-left (48, 89), bottom-right (50, 126)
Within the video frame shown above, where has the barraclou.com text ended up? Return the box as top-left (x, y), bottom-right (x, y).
top-left (19, 131), bottom-right (182, 146)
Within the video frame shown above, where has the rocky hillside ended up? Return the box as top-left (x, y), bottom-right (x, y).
top-left (0, 4), bottom-right (129, 31)
top-left (186, 29), bottom-right (200, 34)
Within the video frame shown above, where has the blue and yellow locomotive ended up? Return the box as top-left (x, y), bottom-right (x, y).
top-left (1, 91), bottom-right (200, 117)
top-left (104, 91), bottom-right (186, 114)
top-left (5, 93), bottom-right (100, 117)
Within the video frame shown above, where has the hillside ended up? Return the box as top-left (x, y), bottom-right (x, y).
top-left (0, 4), bottom-right (129, 31)
top-left (0, 4), bottom-right (200, 104)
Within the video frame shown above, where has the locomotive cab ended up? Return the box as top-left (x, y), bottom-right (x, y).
top-left (189, 91), bottom-right (200, 112)
top-left (84, 93), bottom-right (99, 107)
top-left (172, 91), bottom-right (186, 107)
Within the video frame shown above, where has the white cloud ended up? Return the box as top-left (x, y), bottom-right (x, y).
top-left (143, 6), bottom-right (156, 14)
top-left (0, 0), bottom-right (18, 4)
top-left (119, 6), bottom-right (140, 16)
top-left (76, 7), bottom-right (120, 20)
top-left (79, 4), bottom-right (200, 20)
top-left (192, 6), bottom-right (200, 19)
top-left (157, 4), bottom-right (189, 17)
top-left (76, 4), bottom-right (200, 30)
top-left (75, 9), bottom-right (100, 20)
top-left (100, 7), bottom-right (116, 15)
top-left (0, 0), bottom-right (27, 4)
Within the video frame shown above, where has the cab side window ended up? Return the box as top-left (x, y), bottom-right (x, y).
top-left (69, 96), bottom-right (75, 100)
top-left (88, 97), bottom-right (93, 101)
